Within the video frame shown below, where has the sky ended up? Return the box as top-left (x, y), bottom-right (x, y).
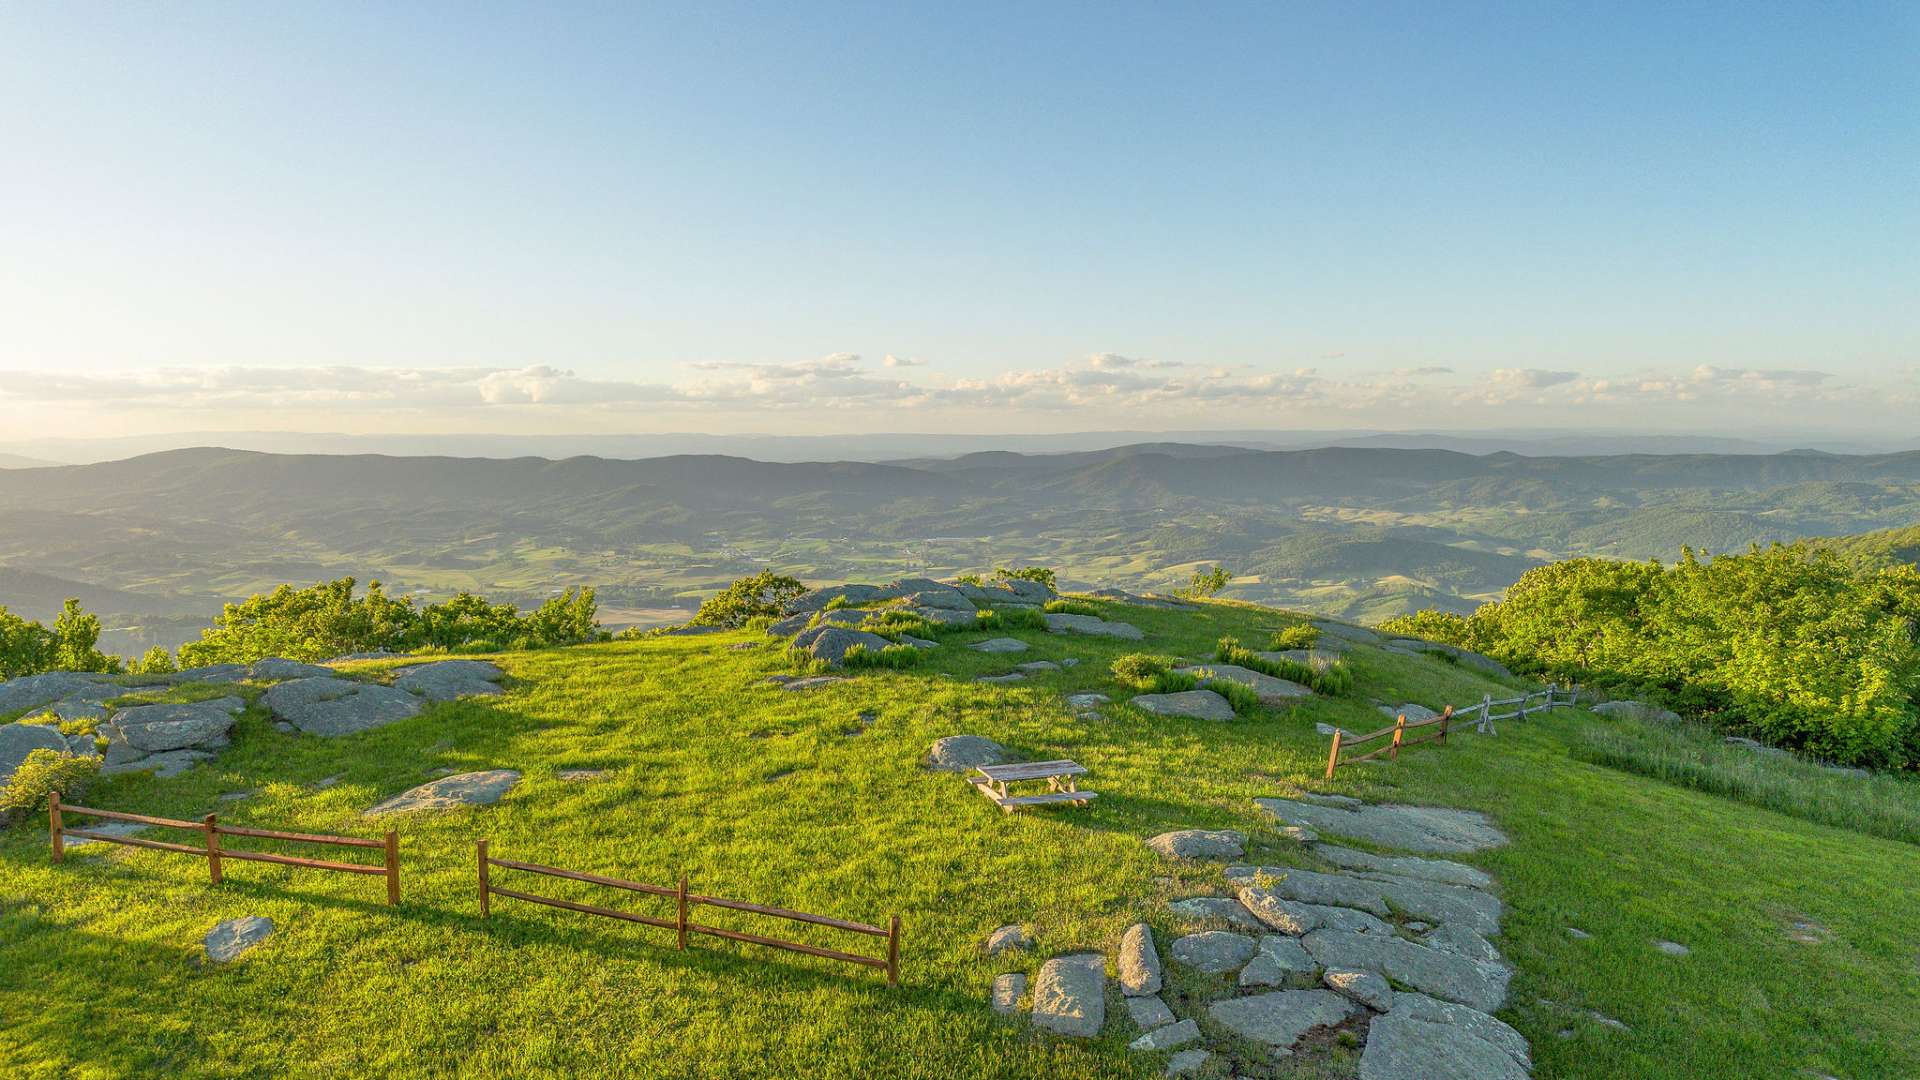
top-left (1, 2), bottom-right (1915, 441)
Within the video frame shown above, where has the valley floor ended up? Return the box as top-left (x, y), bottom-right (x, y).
top-left (1, 598), bottom-right (1915, 1078)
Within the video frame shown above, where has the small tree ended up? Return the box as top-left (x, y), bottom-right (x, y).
top-left (1179, 566), bottom-right (1233, 599)
top-left (131, 645), bottom-right (177, 675)
top-left (0, 605), bottom-right (56, 680)
top-left (994, 566), bottom-right (1057, 590)
top-left (51, 599), bottom-right (115, 673)
top-left (692, 572), bottom-right (808, 628)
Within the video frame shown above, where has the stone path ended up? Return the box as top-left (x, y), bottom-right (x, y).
top-left (992, 798), bottom-right (1530, 1079)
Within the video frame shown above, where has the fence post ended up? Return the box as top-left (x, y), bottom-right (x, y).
top-left (676, 874), bottom-right (689, 951)
top-left (1390, 714), bottom-right (1406, 759)
top-left (49, 791), bottom-right (64, 864)
top-left (887, 914), bottom-right (901, 988)
top-left (1438, 705), bottom-right (1453, 743)
top-left (204, 813), bottom-right (222, 885)
top-left (477, 839), bottom-right (490, 918)
top-left (384, 831), bottom-right (400, 906)
top-left (1323, 730), bottom-right (1343, 780)
top-left (1481, 693), bottom-right (1494, 735)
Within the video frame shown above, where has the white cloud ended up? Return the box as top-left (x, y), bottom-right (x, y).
top-left (882, 354), bottom-right (923, 368)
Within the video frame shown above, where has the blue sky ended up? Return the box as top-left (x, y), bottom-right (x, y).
top-left (1, 2), bottom-right (1915, 437)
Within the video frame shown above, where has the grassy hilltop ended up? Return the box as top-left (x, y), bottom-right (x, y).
top-left (2, 595), bottom-right (1917, 1078)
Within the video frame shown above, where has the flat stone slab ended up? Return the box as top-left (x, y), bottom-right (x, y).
top-left (1, 722), bottom-right (71, 786)
top-left (1147, 829), bottom-right (1245, 860)
top-left (1239, 934), bottom-right (1316, 986)
top-left (1167, 931), bottom-right (1257, 973)
top-left (1326, 967), bottom-right (1394, 1011)
top-left (107, 698), bottom-right (244, 753)
top-left (1165, 1049), bottom-right (1209, 1076)
top-left (101, 748), bottom-right (212, 778)
top-left (1226, 868), bottom-right (1398, 934)
top-left (1129, 1018), bottom-right (1199, 1052)
top-left (265, 677), bottom-right (424, 736)
top-left (1314, 844), bottom-right (1493, 890)
top-left (1209, 989), bottom-right (1358, 1049)
top-left (1301, 929), bottom-right (1510, 1013)
top-left (0, 672), bottom-right (118, 717)
top-left (1378, 703), bottom-right (1441, 723)
top-left (1168, 896), bottom-right (1264, 932)
top-left (1361, 1005), bottom-right (1530, 1080)
top-left (1125, 994), bottom-right (1174, 1030)
top-left (1237, 884), bottom-right (1324, 934)
top-left (1065, 692), bottom-right (1111, 711)
top-left (1043, 613), bottom-right (1144, 639)
top-left (1030, 953), bottom-right (1105, 1037)
top-left (1118, 922), bottom-right (1162, 995)
top-left (926, 735), bottom-right (1005, 772)
top-left (204, 916), bottom-right (274, 963)
top-left (1255, 799), bottom-right (1508, 854)
top-left (792, 625), bottom-right (895, 666)
top-left (1255, 867), bottom-right (1392, 917)
top-left (990, 973), bottom-right (1026, 1015)
top-left (976, 673), bottom-right (1026, 684)
top-left (249, 658), bottom-right (337, 682)
top-left (1131, 690), bottom-right (1236, 721)
top-left (970, 637), bottom-right (1031, 654)
top-left (1173, 664), bottom-right (1312, 704)
top-left (366, 769), bottom-right (521, 815)
top-left (391, 660), bottom-right (506, 701)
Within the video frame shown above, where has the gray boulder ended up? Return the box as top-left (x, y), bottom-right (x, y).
top-left (1030, 953), bottom-right (1105, 1037)
top-left (909, 607), bottom-right (979, 627)
top-left (1208, 989), bottom-right (1358, 1049)
top-left (1360, 1008), bottom-right (1530, 1080)
top-left (1131, 690), bottom-right (1236, 721)
top-left (1311, 620), bottom-right (1383, 645)
top-left (392, 660), bottom-right (506, 701)
top-left (970, 637), bottom-right (1030, 654)
top-left (1043, 613), bottom-right (1144, 639)
top-left (0, 672), bottom-right (115, 717)
top-left (898, 585), bottom-right (974, 611)
top-left (1238, 935), bottom-right (1316, 986)
top-left (926, 735), bottom-right (1006, 772)
top-left (265, 677), bottom-right (424, 736)
top-left (249, 658), bottom-right (336, 682)
top-left (1313, 844), bottom-right (1493, 890)
top-left (204, 916), bottom-right (274, 963)
top-left (1125, 994), bottom-right (1175, 1030)
top-left (0, 722), bottom-right (70, 786)
top-left (1128, 1018), bottom-right (1200, 1052)
top-left (791, 625), bottom-right (896, 666)
top-left (1173, 664), bottom-right (1312, 705)
top-left (1146, 829), bottom-right (1245, 860)
top-left (366, 769), bottom-right (521, 815)
top-left (1254, 799), bottom-right (1508, 854)
top-left (1301, 929), bottom-right (1510, 1013)
top-left (170, 664), bottom-right (250, 684)
top-left (1168, 931), bottom-right (1257, 974)
top-left (1065, 692), bottom-right (1111, 711)
top-left (984, 924), bottom-right (1031, 955)
top-left (1167, 896), bottom-right (1264, 932)
top-left (1117, 922), bottom-right (1162, 996)
top-left (1165, 1049), bottom-right (1210, 1076)
top-left (1377, 703), bottom-right (1440, 723)
top-left (990, 973), bottom-right (1026, 1015)
top-left (1237, 884), bottom-right (1324, 935)
top-left (105, 698), bottom-right (244, 753)
top-left (1326, 967), bottom-right (1394, 1011)
top-left (101, 748), bottom-right (212, 778)
top-left (1255, 866), bottom-right (1391, 917)
top-left (786, 584), bottom-right (890, 614)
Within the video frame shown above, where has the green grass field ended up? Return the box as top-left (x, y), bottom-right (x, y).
top-left (2, 597), bottom-right (1916, 1078)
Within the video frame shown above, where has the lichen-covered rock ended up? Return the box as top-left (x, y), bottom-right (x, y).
top-left (1239, 935), bottom-right (1316, 986)
top-left (204, 916), bottom-right (274, 963)
top-left (0, 672), bottom-right (115, 718)
top-left (0, 722), bottom-right (70, 786)
top-left (990, 972), bottom-right (1026, 1015)
top-left (105, 698), bottom-right (244, 753)
top-left (365, 769), bottom-right (521, 815)
top-left (926, 735), bottom-right (1006, 772)
top-left (1125, 994), bottom-right (1175, 1030)
top-left (1208, 989), bottom-right (1358, 1049)
top-left (1360, 996), bottom-right (1531, 1080)
top-left (1312, 844), bottom-right (1493, 889)
top-left (1167, 896), bottom-right (1264, 932)
top-left (265, 677), bottom-right (423, 736)
top-left (391, 660), bottom-right (506, 701)
top-left (984, 924), bottom-right (1031, 955)
top-left (1326, 967), bottom-right (1394, 1011)
top-left (1167, 931), bottom-right (1257, 973)
top-left (1237, 884), bottom-right (1324, 935)
top-left (1128, 1018), bottom-right (1199, 1052)
top-left (1043, 613), bottom-right (1144, 639)
top-left (792, 625), bottom-right (896, 666)
top-left (1131, 690), bottom-right (1236, 721)
top-left (1030, 953), bottom-right (1105, 1037)
top-left (970, 637), bottom-right (1030, 654)
top-left (1117, 922), bottom-right (1162, 996)
top-left (1173, 664), bottom-right (1313, 704)
top-left (1254, 799), bottom-right (1508, 854)
top-left (1301, 929), bottom-right (1510, 1013)
top-left (1146, 829), bottom-right (1245, 860)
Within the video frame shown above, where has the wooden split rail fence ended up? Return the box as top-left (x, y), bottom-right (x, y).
top-left (477, 840), bottom-right (902, 986)
top-left (48, 792), bottom-right (401, 903)
top-left (1325, 684), bottom-right (1574, 779)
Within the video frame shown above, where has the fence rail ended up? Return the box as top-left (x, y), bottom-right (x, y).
top-left (49, 793), bottom-right (400, 903)
top-left (1325, 684), bottom-right (1573, 779)
top-left (477, 840), bottom-right (901, 985)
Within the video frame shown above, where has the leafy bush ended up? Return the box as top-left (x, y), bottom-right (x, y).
top-left (1268, 624), bottom-right (1320, 650)
top-left (1376, 609), bottom-right (1476, 648)
top-left (994, 566), bottom-right (1057, 590)
top-left (130, 646), bottom-right (177, 675)
top-left (954, 573), bottom-right (984, 586)
top-left (1, 599), bottom-right (116, 679)
top-left (693, 572), bottom-right (808, 628)
top-left (859, 611), bottom-right (941, 639)
top-left (977, 607), bottom-right (1048, 633)
top-left (1112, 653), bottom-right (1172, 689)
top-left (1151, 670), bottom-right (1200, 694)
top-left (1177, 565), bottom-right (1232, 599)
top-left (1391, 547), bottom-right (1920, 767)
top-left (0, 749), bottom-right (99, 823)
top-left (1217, 635), bottom-right (1353, 696)
top-left (841, 643), bottom-right (922, 671)
top-left (1044, 599), bottom-right (1099, 617)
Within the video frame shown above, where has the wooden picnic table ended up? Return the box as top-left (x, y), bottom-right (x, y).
top-left (968, 759), bottom-right (1097, 814)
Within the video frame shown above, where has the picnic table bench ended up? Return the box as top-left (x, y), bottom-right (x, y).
top-left (968, 760), bottom-right (1098, 814)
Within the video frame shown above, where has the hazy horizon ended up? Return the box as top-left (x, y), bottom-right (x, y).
top-left (3, 4), bottom-right (1916, 440)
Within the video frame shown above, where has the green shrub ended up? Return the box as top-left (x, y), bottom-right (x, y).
top-left (954, 573), bottom-right (984, 586)
top-left (2, 599), bottom-right (117, 679)
top-left (1268, 624), bottom-right (1320, 650)
top-left (1112, 653), bottom-right (1172, 689)
top-left (1044, 600), bottom-right (1099, 617)
top-left (994, 566), bottom-right (1057, 590)
top-left (693, 572), bottom-right (808, 629)
top-left (823, 595), bottom-right (853, 611)
top-left (0, 749), bottom-right (99, 822)
top-left (1217, 635), bottom-right (1352, 696)
top-left (1177, 565), bottom-right (1232, 599)
top-left (841, 643), bottom-right (922, 671)
top-left (860, 611), bottom-right (940, 639)
top-left (130, 645), bottom-right (177, 675)
top-left (1311, 661), bottom-right (1356, 696)
top-left (977, 607), bottom-right (1048, 633)
top-left (1198, 674), bottom-right (1261, 714)
top-left (1151, 670), bottom-right (1201, 694)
